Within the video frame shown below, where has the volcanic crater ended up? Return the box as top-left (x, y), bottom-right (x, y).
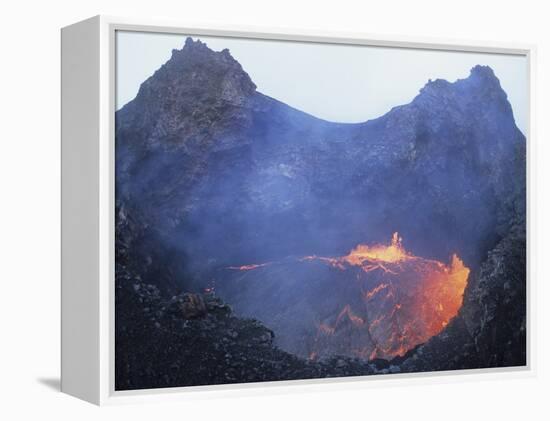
top-left (115, 37), bottom-right (526, 389)
top-left (219, 233), bottom-right (470, 361)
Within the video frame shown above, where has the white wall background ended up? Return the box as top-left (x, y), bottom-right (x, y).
top-left (0, 0), bottom-right (548, 419)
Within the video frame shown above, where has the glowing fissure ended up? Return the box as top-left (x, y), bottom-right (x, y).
top-left (227, 262), bottom-right (272, 271)
top-left (226, 232), bottom-right (470, 361)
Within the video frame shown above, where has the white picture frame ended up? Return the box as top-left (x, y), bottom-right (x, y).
top-left (61, 15), bottom-right (536, 405)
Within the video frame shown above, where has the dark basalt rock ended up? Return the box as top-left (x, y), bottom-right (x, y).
top-left (398, 221), bottom-right (526, 372)
top-left (114, 220), bottom-right (525, 389)
top-left (115, 263), bottom-right (378, 390)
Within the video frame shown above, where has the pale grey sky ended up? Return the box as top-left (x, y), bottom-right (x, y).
top-left (116, 31), bottom-right (527, 133)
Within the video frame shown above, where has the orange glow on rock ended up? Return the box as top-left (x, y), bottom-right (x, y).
top-left (226, 233), bottom-right (470, 362)
top-left (227, 262), bottom-right (272, 271)
top-left (308, 233), bottom-right (470, 361)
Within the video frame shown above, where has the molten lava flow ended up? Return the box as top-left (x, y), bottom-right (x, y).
top-left (303, 233), bottom-right (415, 274)
top-left (308, 233), bottom-right (470, 361)
top-left (227, 262), bottom-right (272, 271)
top-left (342, 232), bottom-right (412, 266)
top-left (224, 232), bottom-right (470, 362)
top-left (363, 283), bottom-right (390, 300)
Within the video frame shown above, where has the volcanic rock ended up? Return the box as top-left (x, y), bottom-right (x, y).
top-left (115, 38), bottom-right (527, 388)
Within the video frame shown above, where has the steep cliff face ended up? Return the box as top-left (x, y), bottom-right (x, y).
top-left (115, 37), bottom-right (527, 387)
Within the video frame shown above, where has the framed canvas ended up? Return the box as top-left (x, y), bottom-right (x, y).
top-left (61, 15), bottom-right (534, 405)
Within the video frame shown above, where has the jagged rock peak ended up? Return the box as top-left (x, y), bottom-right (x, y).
top-left (469, 64), bottom-right (498, 80)
top-left (171, 37), bottom-right (230, 59)
top-left (163, 37), bottom-right (257, 95)
top-left (465, 64), bottom-right (504, 92)
top-left (184, 36), bottom-right (207, 49)
top-left (413, 64), bottom-right (510, 114)
top-left (124, 36), bottom-right (257, 113)
top-left (420, 65), bottom-right (503, 96)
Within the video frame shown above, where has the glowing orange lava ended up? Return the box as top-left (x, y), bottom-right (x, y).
top-left (227, 262), bottom-right (272, 271)
top-left (343, 232), bottom-right (412, 266)
top-left (306, 233), bottom-right (470, 361)
top-left (226, 233), bottom-right (470, 361)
